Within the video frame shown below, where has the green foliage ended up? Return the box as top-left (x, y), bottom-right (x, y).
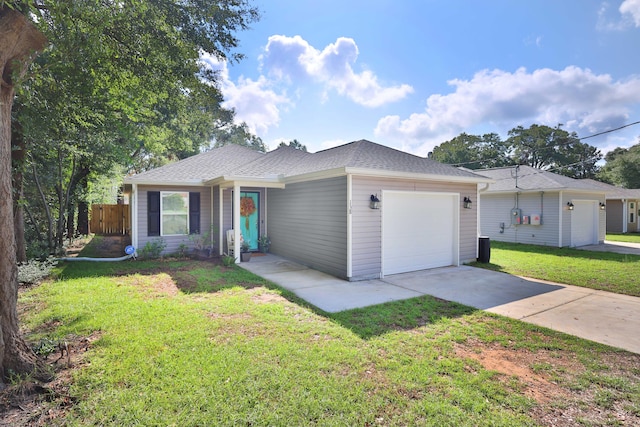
top-left (17, 257), bottom-right (57, 285)
top-left (211, 121), bottom-right (267, 152)
top-left (177, 243), bottom-right (189, 258)
top-left (278, 139), bottom-right (307, 152)
top-left (240, 240), bottom-right (250, 252)
top-left (598, 142), bottom-right (640, 188)
top-left (138, 238), bottom-right (167, 259)
top-left (431, 124), bottom-right (602, 178)
top-left (221, 254), bottom-right (236, 267)
top-left (258, 234), bottom-right (271, 252)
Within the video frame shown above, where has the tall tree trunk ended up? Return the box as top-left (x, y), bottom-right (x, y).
top-left (77, 173), bottom-right (89, 235)
top-left (0, 8), bottom-right (48, 383)
top-left (11, 119), bottom-right (27, 262)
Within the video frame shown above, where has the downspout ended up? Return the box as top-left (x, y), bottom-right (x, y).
top-left (131, 184), bottom-right (138, 253)
top-left (346, 174), bottom-right (353, 279)
top-left (218, 186), bottom-right (224, 255)
top-left (622, 199), bottom-right (627, 233)
top-left (558, 191), bottom-right (563, 247)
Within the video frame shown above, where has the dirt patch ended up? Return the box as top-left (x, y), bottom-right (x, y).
top-left (0, 332), bottom-right (101, 427)
top-left (455, 340), bottom-right (640, 427)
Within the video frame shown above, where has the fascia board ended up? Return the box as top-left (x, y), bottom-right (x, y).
top-left (122, 179), bottom-right (206, 187)
top-left (345, 167), bottom-right (495, 184)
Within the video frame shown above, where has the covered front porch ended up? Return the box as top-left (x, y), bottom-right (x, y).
top-left (207, 176), bottom-right (284, 262)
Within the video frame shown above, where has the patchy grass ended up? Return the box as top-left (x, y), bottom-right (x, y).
top-left (472, 241), bottom-right (640, 297)
top-left (9, 259), bottom-right (639, 426)
top-left (607, 233), bottom-right (640, 244)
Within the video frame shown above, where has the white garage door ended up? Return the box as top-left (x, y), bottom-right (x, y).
top-left (382, 191), bottom-right (458, 276)
top-left (571, 200), bottom-right (598, 247)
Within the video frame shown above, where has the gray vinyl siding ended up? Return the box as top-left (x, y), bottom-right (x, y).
top-left (351, 176), bottom-right (477, 280)
top-left (267, 177), bottom-right (348, 279)
top-left (480, 192), bottom-right (561, 247)
top-left (137, 185), bottom-right (212, 255)
top-left (607, 200), bottom-right (623, 233)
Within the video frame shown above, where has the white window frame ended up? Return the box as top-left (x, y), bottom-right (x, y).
top-left (161, 191), bottom-right (189, 236)
top-left (630, 202), bottom-right (636, 224)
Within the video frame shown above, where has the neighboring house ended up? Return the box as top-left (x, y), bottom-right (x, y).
top-left (476, 165), bottom-right (606, 247)
top-left (581, 179), bottom-right (640, 233)
top-left (123, 140), bottom-right (492, 281)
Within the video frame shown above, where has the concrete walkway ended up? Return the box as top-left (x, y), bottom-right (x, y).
top-left (240, 255), bottom-right (640, 354)
top-left (578, 240), bottom-right (640, 255)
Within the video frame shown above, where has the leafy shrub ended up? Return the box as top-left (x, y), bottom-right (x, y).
top-left (139, 238), bottom-right (167, 259)
top-left (221, 254), bottom-right (236, 267)
top-left (18, 257), bottom-right (58, 285)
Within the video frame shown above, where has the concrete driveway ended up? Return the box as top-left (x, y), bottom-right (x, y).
top-left (578, 240), bottom-right (640, 255)
top-left (240, 254), bottom-right (640, 354)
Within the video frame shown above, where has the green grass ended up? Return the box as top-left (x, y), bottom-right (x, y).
top-left (472, 241), bottom-right (640, 296)
top-left (607, 233), bottom-right (640, 244)
top-left (20, 260), bottom-right (640, 426)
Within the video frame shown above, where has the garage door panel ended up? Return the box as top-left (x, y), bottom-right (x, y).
top-left (571, 200), bottom-right (598, 247)
top-left (383, 192), bottom-right (458, 275)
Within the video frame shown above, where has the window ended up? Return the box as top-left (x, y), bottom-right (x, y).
top-left (161, 192), bottom-right (189, 235)
top-left (147, 191), bottom-right (200, 237)
top-left (631, 202), bottom-right (636, 224)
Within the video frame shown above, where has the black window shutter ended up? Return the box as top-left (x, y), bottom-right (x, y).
top-left (147, 191), bottom-right (160, 236)
top-left (189, 192), bottom-right (200, 234)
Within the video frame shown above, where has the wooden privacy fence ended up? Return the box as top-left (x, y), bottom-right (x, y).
top-left (90, 204), bottom-right (130, 235)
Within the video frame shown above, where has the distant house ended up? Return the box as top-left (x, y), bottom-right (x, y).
top-left (124, 140), bottom-right (492, 280)
top-left (476, 166), bottom-right (606, 247)
top-left (581, 179), bottom-right (640, 233)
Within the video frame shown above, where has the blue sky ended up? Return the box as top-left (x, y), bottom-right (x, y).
top-left (202, 0), bottom-right (640, 156)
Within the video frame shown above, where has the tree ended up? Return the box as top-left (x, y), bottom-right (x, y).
top-left (1, 0), bottom-right (260, 382)
top-left (279, 139), bottom-right (307, 152)
top-left (507, 124), bottom-right (601, 178)
top-left (598, 141), bottom-right (640, 188)
top-left (430, 132), bottom-right (512, 169)
top-left (0, 5), bottom-right (50, 382)
top-left (212, 122), bottom-right (267, 152)
top-left (13, 0), bottom-right (259, 254)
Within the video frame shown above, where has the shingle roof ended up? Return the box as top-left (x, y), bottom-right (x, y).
top-left (125, 139), bottom-right (488, 184)
top-left (125, 144), bottom-right (264, 183)
top-left (581, 179), bottom-right (640, 200)
top-left (476, 165), bottom-right (606, 193)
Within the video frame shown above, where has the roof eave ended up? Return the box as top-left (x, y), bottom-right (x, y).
top-left (345, 167), bottom-right (495, 184)
top-left (122, 178), bottom-right (206, 187)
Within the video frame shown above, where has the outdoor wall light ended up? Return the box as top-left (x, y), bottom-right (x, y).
top-left (600, 202), bottom-right (606, 210)
top-left (567, 202), bottom-right (574, 210)
top-left (463, 196), bottom-right (472, 209)
top-left (370, 194), bottom-right (380, 209)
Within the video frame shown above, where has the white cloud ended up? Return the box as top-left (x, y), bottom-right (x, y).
top-left (374, 66), bottom-right (640, 153)
top-left (620, 0), bottom-right (640, 26)
top-left (200, 52), bottom-right (291, 135)
top-left (261, 35), bottom-right (414, 107)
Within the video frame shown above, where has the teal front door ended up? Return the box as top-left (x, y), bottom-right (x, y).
top-left (239, 192), bottom-right (259, 251)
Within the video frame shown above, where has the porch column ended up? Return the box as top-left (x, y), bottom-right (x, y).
top-left (623, 199), bottom-right (628, 233)
top-left (233, 183), bottom-right (241, 261)
top-left (218, 186), bottom-right (224, 255)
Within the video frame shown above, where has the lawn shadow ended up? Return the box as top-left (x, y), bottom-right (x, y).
top-left (329, 296), bottom-right (476, 340)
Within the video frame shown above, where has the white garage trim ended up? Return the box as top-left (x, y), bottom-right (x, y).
top-left (382, 190), bottom-right (459, 276)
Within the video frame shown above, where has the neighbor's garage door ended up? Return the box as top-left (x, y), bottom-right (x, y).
top-left (382, 191), bottom-right (458, 275)
top-left (571, 200), bottom-right (598, 247)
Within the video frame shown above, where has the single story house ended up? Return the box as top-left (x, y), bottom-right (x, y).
top-left (581, 179), bottom-right (640, 233)
top-left (123, 140), bottom-right (492, 281)
top-left (476, 165), bottom-right (606, 247)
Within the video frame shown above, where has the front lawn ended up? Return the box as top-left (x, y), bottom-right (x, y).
top-left (607, 233), bottom-right (640, 244)
top-left (473, 241), bottom-right (640, 297)
top-left (10, 259), bottom-right (640, 426)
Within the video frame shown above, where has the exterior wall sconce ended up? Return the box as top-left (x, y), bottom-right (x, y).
top-left (370, 194), bottom-right (380, 209)
top-left (567, 202), bottom-right (574, 210)
top-left (463, 196), bottom-right (472, 209)
top-left (600, 202), bottom-right (606, 210)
